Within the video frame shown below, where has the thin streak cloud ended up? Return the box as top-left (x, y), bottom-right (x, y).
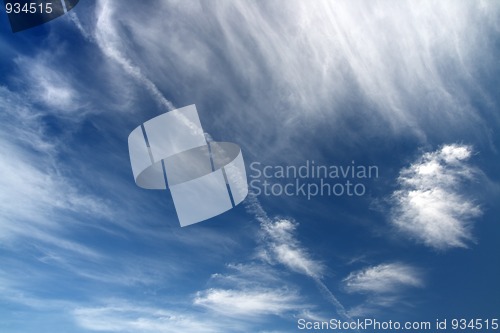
top-left (94, 1), bottom-right (175, 112)
top-left (343, 263), bottom-right (423, 294)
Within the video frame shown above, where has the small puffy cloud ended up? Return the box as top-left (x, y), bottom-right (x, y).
top-left (390, 144), bottom-right (482, 250)
top-left (343, 263), bottom-right (423, 294)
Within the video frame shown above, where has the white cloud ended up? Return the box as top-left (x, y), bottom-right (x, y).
top-left (89, 0), bottom-right (499, 159)
top-left (210, 263), bottom-right (282, 287)
top-left (343, 263), bottom-right (423, 294)
top-left (194, 288), bottom-right (303, 318)
top-left (0, 86), bottom-right (56, 153)
top-left (73, 301), bottom-right (241, 333)
top-left (13, 56), bottom-right (85, 114)
top-left (342, 262), bottom-right (423, 315)
top-left (0, 85), bottom-right (115, 287)
top-left (0, 278), bottom-right (245, 332)
top-left (261, 218), bottom-right (324, 278)
top-left (0, 80), bottom-right (242, 307)
top-left (94, 0), bottom-right (175, 112)
top-left (246, 195), bottom-right (325, 279)
top-left (0, 120), bottom-right (110, 256)
top-left (345, 295), bottom-right (406, 318)
top-left (391, 144), bottom-right (482, 249)
top-left (195, 261), bottom-right (309, 320)
top-left (245, 195), bottom-right (350, 320)
top-left (3, 1), bottom-right (496, 329)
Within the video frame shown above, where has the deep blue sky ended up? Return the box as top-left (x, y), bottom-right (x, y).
top-left (1, 1), bottom-right (499, 332)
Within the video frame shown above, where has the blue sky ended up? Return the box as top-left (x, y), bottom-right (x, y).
top-left (1, 1), bottom-right (499, 332)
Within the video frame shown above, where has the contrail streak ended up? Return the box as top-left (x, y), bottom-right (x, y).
top-left (245, 192), bottom-right (352, 321)
top-left (71, 0), bottom-right (175, 112)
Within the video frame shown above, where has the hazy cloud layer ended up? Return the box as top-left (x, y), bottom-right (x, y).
top-left (92, 0), bottom-right (500, 159)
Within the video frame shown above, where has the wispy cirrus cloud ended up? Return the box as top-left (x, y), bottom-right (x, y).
top-left (343, 262), bottom-right (423, 316)
top-left (194, 288), bottom-right (303, 318)
top-left (93, 0), bottom-right (175, 112)
top-left (0, 85), bottom-right (110, 256)
top-left (89, 0), bottom-right (500, 161)
top-left (194, 262), bottom-right (308, 319)
top-left (343, 263), bottom-right (423, 294)
top-left (390, 144), bottom-right (483, 250)
top-left (14, 56), bottom-right (84, 113)
top-left (259, 218), bottom-right (324, 279)
top-left (73, 301), bottom-right (243, 333)
top-left (1, 1), bottom-right (497, 331)
top-left (244, 194), bottom-right (325, 280)
top-left (245, 194), bottom-right (350, 320)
